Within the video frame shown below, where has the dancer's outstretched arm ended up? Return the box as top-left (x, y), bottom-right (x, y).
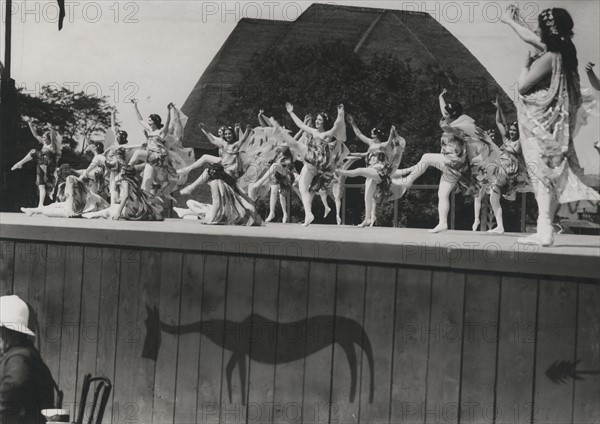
top-left (27, 119), bottom-right (46, 144)
top-left (439, 89), bottom-right (449, 118)
top-left (258, 110), bottom-right (272, 127)
top-left (158, 104), bottom-right (173, 139)
top-left (199, 123), bottom-right (225, 149)
top-left (518, 50), bottom-right (553, 95)
top-left (500, 4), bottom-right (545, 51)
top-left (286, 103), bottom-right (317, 136)
top-left (492, 97), bottom-right (508, 138)
top-left (111, 182), bottom-right (129, 219)
top-left (347, 114), bottom-right (373, 146)
top-left (111, 109), bottom-right (118, 135)
top-left (132, 99), bottom-right (152, 133)
top-left (239, 125), bottom-right (252, 143)
top-left (586, 63), bottom-right (600, 91)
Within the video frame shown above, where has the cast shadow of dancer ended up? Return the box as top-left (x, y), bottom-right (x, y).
top-left (142, 305), bottom-right (374, 405)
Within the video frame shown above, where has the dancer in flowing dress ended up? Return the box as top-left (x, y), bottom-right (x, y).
top-left (280, 103), bottom-right (349, 226)
top-left (337, 116), bottom-right (406, 227)
top-left (501, 5), bottom-right (600, 246)
top-left (20, 175), bottom-right (109, 218)
top-left (73, 141), bottom-right (109, 199)
top-left (83, 165), bottom-right (164, 221)
top-left (472, 98), bottom-right (532, 234)
top-left (393, 89), bottom-right (501, 233)
top-left (12, 118), bottom-right (62, 208)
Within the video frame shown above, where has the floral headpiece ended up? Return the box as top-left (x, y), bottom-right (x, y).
top-left (540, 9), bottom-right (559, 36)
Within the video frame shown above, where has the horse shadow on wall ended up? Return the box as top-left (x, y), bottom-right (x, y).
top-left (142, 305), bottom-right (374, 405)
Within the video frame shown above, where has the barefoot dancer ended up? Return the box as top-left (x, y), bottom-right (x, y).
top-left (501, 4), bottom-right (600, 246)
top-left (12, 119), bottom-right (62, 208)
top-left (394, 89), bottom-right (500, 233)
top-left (339, 116), bottom-right (406, 227)
top-left (283, 103), bottom-right (348, 226)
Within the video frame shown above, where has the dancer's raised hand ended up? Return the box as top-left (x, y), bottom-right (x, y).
top-left (285, 102), bottom-right (294, 113)
top-left (491, 96), bottom-right (500, 108)
top-left (303, 113), bottom-right (312, 124)
top-left (130, 98), bottom-right (139, 104)
top-left (500, 4), bottom-right (517, 23)
top-left (586, 62), bottom-right (596, 73)
top-left (338, 103), bottom-right (345, 113)
top-left (197, 122), bottom-right (205, 130)
top-left (346, 114), bottom-right (355, 125)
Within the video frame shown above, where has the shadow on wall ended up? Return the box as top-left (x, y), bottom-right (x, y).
top-left (142, 305), bottom-right (374, 405)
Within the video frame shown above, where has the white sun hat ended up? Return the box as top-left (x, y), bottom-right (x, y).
top-left (0, 295), bottom-right (35, 336)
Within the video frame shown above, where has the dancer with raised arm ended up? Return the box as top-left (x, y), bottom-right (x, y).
top-left (473, 98), bottom-right (531, 234)
top-left (83, 165), bottom-right (164, 221)
top-left (394, 89), bottom-right (500, 233)
top-left (501, 5), bottom-right (600, 246)
top-left (282, 102), bottom-right (348, 226)
top-left (12, 118), bottom-right (62, 208)
top-left (74, 141), bottom-right (109, 198)
top-left (337, 116), bottom-right (406, 227)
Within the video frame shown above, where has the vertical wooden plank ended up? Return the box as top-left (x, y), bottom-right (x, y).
top-left (74, 247), bottom-right (103, 419)
top-left (246, 258), bottom-right (280, 424)
top-left (96, 248), bottom-right (121, 424)
top-left (390, 268), bottom-right (432, 424)
top-left (301, 262), bottom-right (336, 424)
top-left (220, 256), bottom-right (255, 424)
top-left (330, 264), bottom-right (366, 424)
top-left (196, 254), bottom-right (228, 424)
top-left (152, 252), bottom-right (183, 424)
top-left (425, 271), bottom-right (465, 424)
top-left (495, 277), bottom-right (537, 424)
top-left (173, 253), bottom-right (205, 424)
top-left (534, 280), bottom-right (577, 424)
top-left (57, 246), bottom-right (83, 411)
top-left (112, 249), bottom-right (161, 424)
top-left (459, 274), bottom-right (500, 424)
top-left (0, 240), bottom-right (15, 295)
top-left (360, 266), bottom-right (396, 424)
top-left (272, 259), bottom-right (310, 424)
top-left (40, 243), bottom-right (65, 380)
top-left (13, 243), bottom-right (46, 337)
top-left (572, 283), bottom-right (600, 424)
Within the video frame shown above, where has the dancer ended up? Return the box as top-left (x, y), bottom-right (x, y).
top-left (282, 103), bottom-right (349, 226)
top-left (11, 119), bottom-right (62, 208)
top-left (394, 89), bottom-right (500, 233)
top-left (338, 116), bottom-right (406, 227)
top-left (105, 109), bottom-right (136, 205)
top-left (501, 5), bottom-right (600, 246)
top-left (75, 141), bottom-right (109, 198)
top-left (129, 100), bottom-right (182, 199)
top-left (83, 165), bottom-right (164, 221)
top-left (473, 98), bottom-right (531, 233)
top-left (21, 175), bottom-right (109, 218)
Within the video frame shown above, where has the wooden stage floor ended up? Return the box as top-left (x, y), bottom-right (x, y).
top-left (1, 212), bottom-right (599, 279)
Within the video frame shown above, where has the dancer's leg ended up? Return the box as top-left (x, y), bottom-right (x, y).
top-left (128, 150), bottom-right (147, 165)
top-left (249, 163), bottom-right (284, 200)
top-left (180, 169), bottom-right (210, 196)
top-left (488, 190), bottom-right (505, 234)
top-left (266, 185), bottom-right (278, 222)
top-left (332, 183), bottom-right (343, 225)
top-left (394, 153), bottom-right (447, 186)
top-left (318, 191), bottom-right (331, 218)
top-left (279, 190), bottom-right (289, 223)
top-left (141, 164), bottom-right (156, 193)
top-left (298, 166), bottom-right (316, 226)
top-left (177, 155), bottom-right (221, 176)
top-left (518, 180), bottom-right (555, 246)
top-left (429, 175), bottom-right (456, 233)
top-left (37, 185), bottom-right (46, 208)
top-left (82, 205), bottom-right (113, 219)
top-left (358, 179), bottom-right (377, 227)
top-left (472, 190), bottom-right (484, 232)
top-left (340, 168), bottom-right (382, 183)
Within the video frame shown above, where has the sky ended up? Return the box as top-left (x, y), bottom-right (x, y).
top-left (1, 0), bottom-right (599, 173)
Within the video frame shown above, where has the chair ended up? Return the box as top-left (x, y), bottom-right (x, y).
top-left (75, 374), bottom-right (112, 424)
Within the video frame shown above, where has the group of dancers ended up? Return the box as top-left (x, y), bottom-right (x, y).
top-left (12, 4), bottom-right (600, 246)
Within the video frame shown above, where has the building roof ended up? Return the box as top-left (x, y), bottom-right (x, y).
top-left (182, 3), bottom-right (511, 149)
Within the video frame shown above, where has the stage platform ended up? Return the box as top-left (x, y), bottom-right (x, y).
top-left (1, 212), bottom-right (599, 424)
top-left (1, 212), bottom-right (598, 279)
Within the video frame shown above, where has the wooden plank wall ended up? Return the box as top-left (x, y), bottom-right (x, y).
top-left (0, 239), bottom-right (599, 424)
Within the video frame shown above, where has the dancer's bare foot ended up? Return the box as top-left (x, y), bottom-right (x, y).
top-left (517, 233), bottom-right (553, 247)
top-left (472, 220), bottom-right (480, 232)
top-left (336, 214), bottom-right (342, 225)
top-left (302, 213), bottom-right (315, 227)
top-left (20, 207), bottom-right (34, 217)
top-left (357, 219), bottom-right (371, 228)
top-left (282, 213), bottom-right (289, 223)
top-left (173, 207), bottom-right (191, 218)
top-left (323, 204), bottom-right (332, 218)
top-left (177, 166), bottom-right (191, 176)
top-left (429, 223), bottom-right (448, 233)
top-left (487, 226), bottom-right (505, 235)
top-left (265, 212), bottom-right (275, 223)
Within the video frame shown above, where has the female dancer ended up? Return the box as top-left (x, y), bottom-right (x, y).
top-left (283, 102), bottom-right (348, 226)
top-left (394, 89), bottom-right (500, 233)
top-left (338, 116), bottom-right (406, 227)
top-left (501, 5), bottom-right (600, 246)
top-left (21, 175), bottom-right (109, 218)
top-left (12, 119), bottom-right (62, 208)
top-left (128, 100), bottom-right (177, 197)
top-left (75, 141), bottom-right (109, 198)
top-left (473, 98), bottom-right (531, 234)
top-left (83, 165), bottom-right (164, 221)
top-left (105, 109), bottom-right (136, 205)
